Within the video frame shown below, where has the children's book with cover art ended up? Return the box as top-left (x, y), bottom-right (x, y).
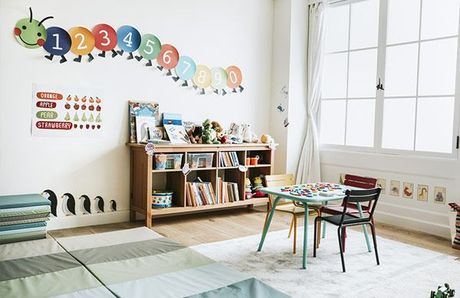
top-left (128, 101), bottom-right (159, 143)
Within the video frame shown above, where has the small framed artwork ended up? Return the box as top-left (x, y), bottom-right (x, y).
top-left (402, 182), bottom-right (414, 199)
top-left (376, 178), bottom-right (386, 194)
top-left (390, 180), bottom-right (400, 197)
top-left (339, 173), bottom-right (346, 184)
top-left (434, 187), bottom-right (446, 204)
top-left (148, 127), bottom-right (164, 141)
top-left (417, 185), bottom-right (429, 202)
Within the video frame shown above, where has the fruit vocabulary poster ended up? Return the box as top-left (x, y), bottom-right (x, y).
top-left (31, 84), bottom-right (103, 137)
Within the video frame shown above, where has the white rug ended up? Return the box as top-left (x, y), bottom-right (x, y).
top-left (192, 225), bottom-right (460, 297)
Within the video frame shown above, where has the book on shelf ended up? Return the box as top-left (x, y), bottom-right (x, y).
top-left (219, 152), bottom-right (240, 167)
top-left (186, 181), bottom-right (216, 206)
top-left (216, 177), bottom-right (241, 203)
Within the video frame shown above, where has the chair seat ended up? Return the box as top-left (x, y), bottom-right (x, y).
top-left (275, 204), bottom-right (305, 214)
top-left (321, 204), bottom-right (367, 215)
top-left (320, 214), bottom-right (370, 226)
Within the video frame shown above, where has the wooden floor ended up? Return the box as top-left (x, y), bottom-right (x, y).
top-left (49, 206), bottom-right (460, 259)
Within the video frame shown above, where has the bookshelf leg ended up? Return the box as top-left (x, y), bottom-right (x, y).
top-left (130, 210), bottom-right (136, 222)
top-left (146, 216), bottom-right (153, 228)
top-left (258, 197), bottom-right (280, 252)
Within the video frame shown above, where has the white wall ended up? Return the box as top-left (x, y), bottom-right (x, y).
top-left (0, 0), bottom-right (273, 228)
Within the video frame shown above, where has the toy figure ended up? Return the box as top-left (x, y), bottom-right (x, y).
top-left (252, 176), bottom-right (265, 198)
top-left (226, 123), bottom-right (244, 144)
top-left (242, 123), bottom-right (259, 143)
top-left (431, 283), bottom-right (455, 298)
top-left (187, 125), bottom-right (203, 144)
top-left (201, 119), bottom-right (219, 144)
top-left (245, 178), bottom-right (253, 199)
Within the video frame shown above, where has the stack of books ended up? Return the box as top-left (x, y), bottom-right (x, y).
top-left (219, 151), bottom-right (240, 167)
top-left (216, 178), bottom-right (241, 203)
top-left (186, 182), bottom-right (217, 206)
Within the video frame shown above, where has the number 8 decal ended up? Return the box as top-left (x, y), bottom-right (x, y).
top-left (193, 65), bottom-right (211, 89)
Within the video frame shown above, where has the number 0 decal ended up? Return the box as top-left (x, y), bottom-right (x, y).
top-left (226, 65), bottom-right (243, 89)
top-left (157, 44), bottom-right (179, 69)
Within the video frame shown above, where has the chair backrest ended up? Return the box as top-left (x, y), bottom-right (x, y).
top-left (265, 174), bottom-right (295, 205)
top-left (340, 188), bottom-right (381, 224)
top-left (343, 174), bottom-right (377, 210)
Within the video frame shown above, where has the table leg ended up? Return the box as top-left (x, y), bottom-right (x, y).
top-left (357, 202), bottom-right (372, 252)
top-left (322, 202), bottom-right (327, 239)
top-left (302, 203), bottom-right (309, 269)
top-left (257, 196), bottom-right (281, 252)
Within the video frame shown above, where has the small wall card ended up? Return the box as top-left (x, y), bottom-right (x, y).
top-left (31, 84), bottom-right (103, 137)
top-left (402, 182), bottom-right (414, 199)
top-left (417, 185), bottom-right (429, 202)
top-left (376, 178), bottom-right (386, 194)
top-left (434, 186), bottom-right (446, 204)
top-left (390, 180), bottom-right (400, 197)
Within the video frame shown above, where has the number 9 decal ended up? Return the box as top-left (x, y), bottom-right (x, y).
top-left (157, 44), bottom-right (179, 69)
top-left (226, 65), bottom-right (243, 89)
top-left (117, 25), bottom-right (141, 53)
top-left (175, 56), bottom-right (196, 81)
top-left (193, 65), bottom-right (212, 88)
top-left (211, 67), bottom-right (228, 89)
top-left (138, 34), bottom-right (161, 60)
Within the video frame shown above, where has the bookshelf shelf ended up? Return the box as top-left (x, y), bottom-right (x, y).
top-left (128, 143), bottom-right (274, 227)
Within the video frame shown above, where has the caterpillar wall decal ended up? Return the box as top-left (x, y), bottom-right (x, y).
top-left (14, 8), bottom-right (244, 95)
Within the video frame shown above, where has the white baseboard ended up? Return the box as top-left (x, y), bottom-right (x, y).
top-left (375, 210), bottom-right (451, 239)
top-left (47, 210), bottom-right (130, 230)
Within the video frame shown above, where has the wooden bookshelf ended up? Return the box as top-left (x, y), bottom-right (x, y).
top-left (128, 143), bottom-right (274, 227)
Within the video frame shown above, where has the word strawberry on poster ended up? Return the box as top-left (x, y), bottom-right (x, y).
top-left (31, 84), bottom-right (103, 137)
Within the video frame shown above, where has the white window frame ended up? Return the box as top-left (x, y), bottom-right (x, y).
top-left (319, 0), bottom-right (460, 160)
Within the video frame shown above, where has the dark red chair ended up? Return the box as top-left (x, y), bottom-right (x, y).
top-left (316, 174), bottom-right (377, 251)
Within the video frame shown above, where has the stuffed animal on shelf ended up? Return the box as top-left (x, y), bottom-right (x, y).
top-left (201, 119), bottom-right (219, 144)
top-left (252, 176), bottom-right (265, 198)
top-left (260, 134), bottom-right (274, 145)
top-left (226, 123), bottom-right (244, 144)
top-left (242, 124), bottom-right (259, 143)
top-left (245, 178), bottom-right (253, 199)
top-left (187, 125), bottom-right (203, 144)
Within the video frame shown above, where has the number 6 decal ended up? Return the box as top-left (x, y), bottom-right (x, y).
top-left (157, 44), bottom-right (179, 71)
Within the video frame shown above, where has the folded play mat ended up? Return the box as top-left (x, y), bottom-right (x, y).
top-left (0, 227), bottom-right (289, 297)
top-left (0, 194), bottom-right (50, 244)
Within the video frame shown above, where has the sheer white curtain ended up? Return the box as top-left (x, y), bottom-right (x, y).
top-left (296, 2), bottom-right (326, 183)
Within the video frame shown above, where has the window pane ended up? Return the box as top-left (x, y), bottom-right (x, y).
top-left (418, 38), bottom-right (458, 96)
top-left (320, 100), bottom-right (346, 145)
top-left (385, 44), bottom-right (418, 97)
top-left (387, 0), bottom-right (420, 44)
top-left (421, 0), bottom-right (460, 40)
top-left (350, 0), bottom-right (380, 49)
top-left (415, 97), bottom-right (455, 153)
top-left (345, 99), bottom-right (375, 147)
top-left (322, 53), bottom-right (348, 98)
top-left (325, 5), bottom-right (349, 53)
top-left (382, 98), bottom-right (416, 150)
top-left (348, 49), bottom-right (377, 98)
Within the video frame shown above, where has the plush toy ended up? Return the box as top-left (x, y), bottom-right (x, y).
top-left (252, 176), bottom-right (265, 198)
top-left (226, 123), bottom-right (244, 144)
top-left (260, 134), bottom-right (273, 144)
top-left (242, 124), bottom-right (259, 143)
top-left (201, 119), bottom-right (219, 144)
top-left (431, 283), bottom-right (455, 298)
top-left (245, 178), bottom-right (253, 199)
top-left (187, 125), bottom-right (203, 144)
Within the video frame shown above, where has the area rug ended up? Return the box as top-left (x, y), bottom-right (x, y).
top-left (192, 225), bottom-right (460, 297)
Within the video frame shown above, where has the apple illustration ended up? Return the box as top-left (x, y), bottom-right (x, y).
top-left (89, 105), bottom-right (94, 111)
top-left (82, 105), bottom-right (86, 110)
top-left (96, 97), bottom-right (101, 104)
top-left (74, 103), bottom-right (80, 110)
top-left (65, 103), bottom-right (71, 109)
top-left (96, 105), bottom-right (101, 112)
top-left (81, 96), bottom-right (87, 103)
top-left (74, 95), bottom-right (79, 102)
top-left (66, 95), bottom-right (72, 101)
top-left (89, 97), bottom-right (94, 103)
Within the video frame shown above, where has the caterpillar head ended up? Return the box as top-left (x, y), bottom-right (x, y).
top-left (14, 7), bottom-right (53, 49)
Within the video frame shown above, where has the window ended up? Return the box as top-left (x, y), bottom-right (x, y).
top-left (320, 0), bottom-right (460, 157)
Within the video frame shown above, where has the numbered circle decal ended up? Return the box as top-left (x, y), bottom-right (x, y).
top-left (117, 25), bottom-right (141, 52)
top-left (157, 44), bottom-right (179, 69)
top-left (69, 27), bottom-right (95, 55)
top-left (175, 56), bottom-right (196, 81)
top-left (43, 27), bottom-right (71, 55)
top-left (92, 24), bottom-right (117, 51)
top-left (138, 34), bottom-right (161, 60)
top-left (226, 65), bottom-right (243, 88)
top-left (193, 65), bottom-right (212, 88)
top-left (211, 67), bottom-right (228, 89)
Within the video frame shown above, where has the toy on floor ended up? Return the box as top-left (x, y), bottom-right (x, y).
top-left (252, 176), bottom-right (265, 198)
top-left (430, 283), bottom-right (455, 298)
top-left (245, 178), bottom-right (253, 199)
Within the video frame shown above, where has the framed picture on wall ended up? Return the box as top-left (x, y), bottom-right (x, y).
top-left (376, 178), bottom-right (386, 194)
top-left (434, 186), bottom-right (447, 204)
top-left (402, 182), bottom-right (414, 199)
top-left (417, 185), bottom-right (429, 202)
top-left (390, 180), bottom-right (400, 197)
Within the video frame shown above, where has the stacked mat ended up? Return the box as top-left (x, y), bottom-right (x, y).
top-left (0, 194), bottom-right (50, 244)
